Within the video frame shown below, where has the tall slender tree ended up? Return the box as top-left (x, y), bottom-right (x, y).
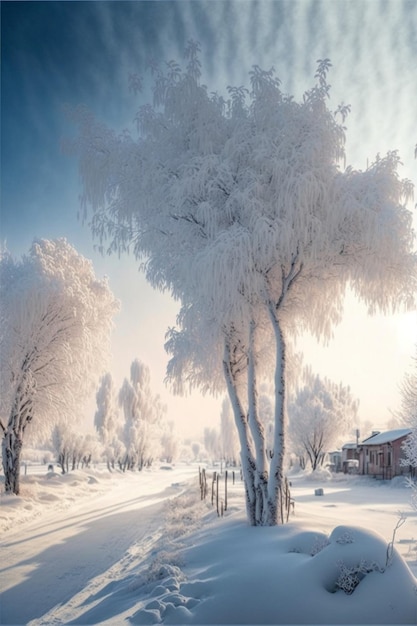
top-left (0, 239), bottom-right (119, 494)
top-left (70, 43), bottom-right (416, 524)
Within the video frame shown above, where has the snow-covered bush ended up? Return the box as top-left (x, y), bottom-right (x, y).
top-left (335, 558), bottom-right (384, 594)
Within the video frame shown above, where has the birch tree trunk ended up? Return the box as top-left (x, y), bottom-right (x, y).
top-left (223, 340), bottom-right (257, 526)
top-left (247, 320), bottom-right (269, 525)
top-left (266, 304), bottom-right (291, 525)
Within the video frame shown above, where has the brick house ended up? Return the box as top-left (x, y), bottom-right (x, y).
top-left (358, 428), bottom-right (412, 479)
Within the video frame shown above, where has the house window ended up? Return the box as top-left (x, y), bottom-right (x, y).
top-left (375, 452), bottom-right (378, 466)
top-left (387, 451), bottom-right (392, 466)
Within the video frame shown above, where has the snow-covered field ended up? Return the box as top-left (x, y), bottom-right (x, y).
top-left (1, 464), bottom-right (416, 625)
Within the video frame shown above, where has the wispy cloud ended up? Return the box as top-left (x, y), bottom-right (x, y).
top-left (2, 1), bottom-right (415, 430)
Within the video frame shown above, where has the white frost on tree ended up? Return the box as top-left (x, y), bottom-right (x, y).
top-left (52, 423), bottom-right (101, 474)
top-left (94, 372), bottom-right (122, 471)
top-left (288, 369), bottom-right (359, 471)
top-left (69, 43), bottom-right (416, 525)
top-left (118, 359), bottom-right (166, 470)
top-left (0, 239), bottom-right (119, 494)
top-left (400, 348), bottom-right (417, 475)
top-left (52, 423), bottom-right (74, 475)
top-left (160, 420), bottom-right (179, 463)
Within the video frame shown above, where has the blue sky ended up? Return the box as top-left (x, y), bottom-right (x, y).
top-left (1, 0), bottom-right (416, 438)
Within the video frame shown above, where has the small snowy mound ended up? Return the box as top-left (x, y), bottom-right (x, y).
top-left (289, 525), bottom-right (417, 624)
top-left (133, 522), bottom-right (417, 625)
top-left (302, 466), bottom-right (333, 482)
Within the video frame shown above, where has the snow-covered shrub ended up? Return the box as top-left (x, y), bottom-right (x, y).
top-left (146, 559), bottom-right (185, 584)
top-left (164, 490), bottom-right (208, 539)
top-left (310, 535), bottom-right (331, 556)
top-left (334, 559), bottom-right (384, 594)
top-left (335, 530), bottom-right (355, 544)
top-left (302, 466), bottom-right (333, 482)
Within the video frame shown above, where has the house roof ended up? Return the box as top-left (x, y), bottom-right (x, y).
top-left (342, 442), bottom-right (358, 450)
top-left (360, 428), bottom-right (412, 446)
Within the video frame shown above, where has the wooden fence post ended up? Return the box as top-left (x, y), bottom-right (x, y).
top-left (225, 470), bottom-right (228, 511)
top-left (216, 473), bottom-right (220, 516)
top-left (200, 467), bottom-right (208, 500)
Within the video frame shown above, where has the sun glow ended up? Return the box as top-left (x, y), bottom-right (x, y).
top-left (396, 310), bottom-right (417, 354)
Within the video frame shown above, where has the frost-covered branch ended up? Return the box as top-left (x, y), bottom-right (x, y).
top-left (385, 513), bottom-right (406, 568)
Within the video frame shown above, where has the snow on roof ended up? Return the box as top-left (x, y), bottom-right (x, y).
top-left (361, 428), bottom-right (412, 446)
top-left (342, 442), bottom-right (358, 449)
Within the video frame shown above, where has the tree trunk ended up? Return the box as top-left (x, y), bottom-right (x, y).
top-left (267, 304), bottom-right (291, 525)
top-left (1, 380), bottom-right (32, 495)
top-left (58, 452), bottom-right (65, 474)
top-left (247, 320), bottom-right (269, 525)
top-left (2, 427), bottom-right (23, 495)
top-left (223, 340), bottom-right (257, 526)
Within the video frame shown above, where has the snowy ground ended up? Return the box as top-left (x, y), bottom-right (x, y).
top-left (1, 464), bottom-right (416, 625)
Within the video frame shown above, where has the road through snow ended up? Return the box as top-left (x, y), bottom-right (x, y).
top-left (0, 466), bottom-right (195, 625)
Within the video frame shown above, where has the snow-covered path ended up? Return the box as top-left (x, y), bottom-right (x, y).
top-left (1, 466), bottom-right (416, 625)
top-left (0, 466), bottom-right (195, 625)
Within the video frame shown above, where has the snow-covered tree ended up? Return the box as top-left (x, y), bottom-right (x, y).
top-left (70, 43), bottom-right (416, 525)
top-left (52, 423), bottom-right (74, 475)
top-left (204, 426), bottom-right (221, 463)
top-left (288, 369), bottom-right (359, 471)
top-left (70, 432), bottom-right (101, 471)
top-left (0, 239), bottom-right (118, 494)
top-left (52, 424), bottom-right (100, 474)
top-left (191, 441), bottom-right (201, 462)
top-left (118, 359), bottom-right (165, 470)
top-left (400, 348), bottom-right (417, 472)
top-left (398, 347), bottom-right (417, 428)
top-left (160, 420), bottom-right (178, 463)
top-left (94, 372), bottom-right (122, 470)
